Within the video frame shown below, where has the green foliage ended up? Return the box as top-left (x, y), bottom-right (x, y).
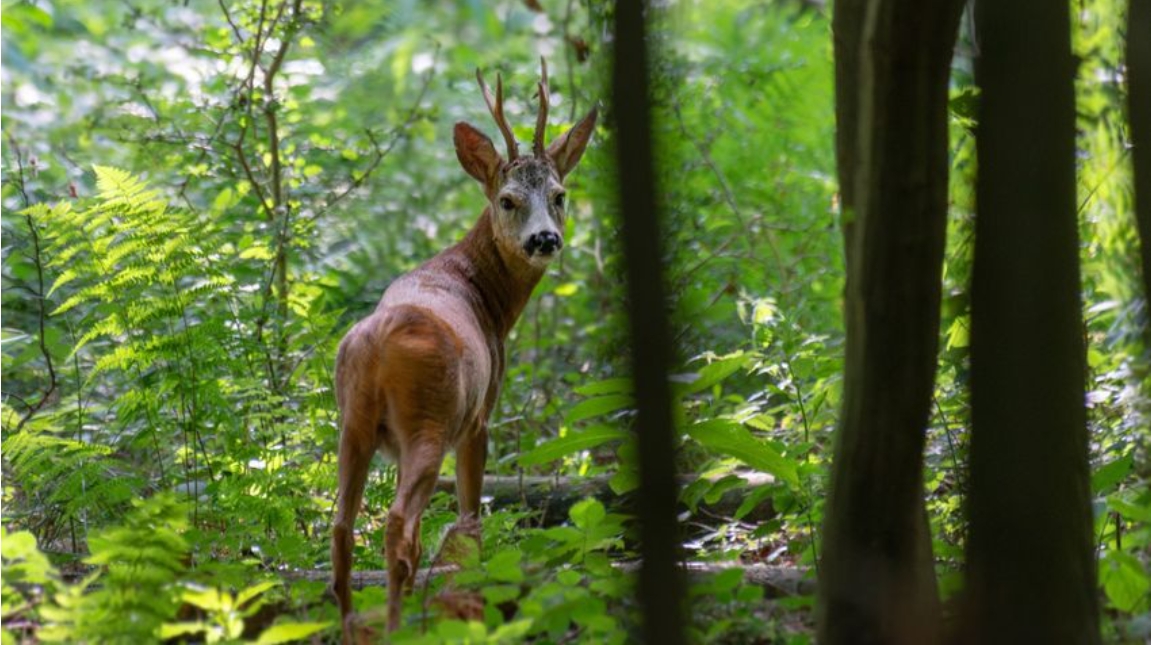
top-left (2, 404), bottom-right (140, 531)
top-left (38, 494), bottom-right (189, 644)
top-left (2, 526), bottom-right (61, 643)
top-left (2, 0), bottom-right (1148, 641)
top-left (686, 419), bottom-right (797, 487)
top-left (161, 581), bottom-right (329, 644)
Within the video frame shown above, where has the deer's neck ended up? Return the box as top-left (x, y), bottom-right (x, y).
top-left (444, 208), bottom-right (544, 340)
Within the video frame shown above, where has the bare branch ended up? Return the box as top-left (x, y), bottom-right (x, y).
top-left (6, 133), bottom-right (59, 433)
top-left (319, 52), bottom-right (440, 215)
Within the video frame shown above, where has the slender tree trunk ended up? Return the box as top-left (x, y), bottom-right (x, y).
top-left (818, 1), bottom-right (964, 643)
top-left (959, 0), bottom-right (1101, 642)
top-left (1131, 0), bottom-right (1151, 306)
top-left (611, 1), bottom-right (686, 643)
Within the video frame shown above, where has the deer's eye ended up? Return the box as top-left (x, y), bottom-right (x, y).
top-left (553, 193), bottom-right (566, 208)
top-left (499, 197), bottom-right (516, 211)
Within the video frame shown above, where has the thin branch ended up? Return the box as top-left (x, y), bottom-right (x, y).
top-left (670, 94), bottom-right (790, 294)
top-left (317, 51), bottom-right (440, 216)
top-left (4, 131), bottom-right (32, 207)
top-left (6, 133), bottom-right (59, 433)
top-left (217, 0), bottom-right (244, 42)
top-left (231, 138), bottom-right (277, 220)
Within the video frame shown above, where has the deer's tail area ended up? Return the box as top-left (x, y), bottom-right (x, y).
top-left (336, 305), bottom-right (466, 458)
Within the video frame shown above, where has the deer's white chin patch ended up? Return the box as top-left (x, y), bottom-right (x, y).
top-left (527, 251), bottom-right (559, 269)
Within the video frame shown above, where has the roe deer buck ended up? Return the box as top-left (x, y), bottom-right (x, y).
top-left (330, 60), bottom-right (597, 638)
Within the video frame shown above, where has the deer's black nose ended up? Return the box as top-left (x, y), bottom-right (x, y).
top-left (525, 231), bottom-right (562, 256)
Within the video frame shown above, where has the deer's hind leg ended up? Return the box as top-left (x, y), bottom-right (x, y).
top-left (385, 431), bottom-right (447, 631)
top-left (331, 406), bottom-right (382, 641)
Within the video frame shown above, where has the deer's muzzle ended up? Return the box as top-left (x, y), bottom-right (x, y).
top-left (524, 230), bottom-right (562, 257)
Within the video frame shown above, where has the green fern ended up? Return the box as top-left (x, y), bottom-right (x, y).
top-left (38, 494), bottom-right (190, 644)
top-left (1, 404), bottom-right (140, 531)
top-left (9, 165), bottom-right (338, 577)
top-left (19, 167), bottom-right (235, 503)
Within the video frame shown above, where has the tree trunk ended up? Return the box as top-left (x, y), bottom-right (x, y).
top-left (832, 0), bottom-right (866, 267)
top-left (959, 0), bottom-right (1101, 642)
top-left (1131, 0), bottom-right (1151, 306)
top-left (818, 1), bottom-right (964, 643)
top-left (611, 1), bottom-right (686, 643)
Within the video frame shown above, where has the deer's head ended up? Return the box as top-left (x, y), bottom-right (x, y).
top-left (454, 59), bottom-right (597, 269)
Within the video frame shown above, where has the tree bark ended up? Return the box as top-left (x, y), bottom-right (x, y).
top-left (832, 0), bottom-right (866, 266)
top-left (959, 0), bottom-right (1101, 642)
top-left (818, 1), bottom-right (964, 643)
top-left (611, 1), bottom-right (686, 643)
top-left (1131, 0), bottom-right (1151, 307)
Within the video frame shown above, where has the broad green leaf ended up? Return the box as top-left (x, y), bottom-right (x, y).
top-left (687, 419), bottom-right (798, 487)
top-left (255, 622), bottom-right (331, 645)
top-left (711, 568), bottom-right (743, 594)
top-left (1092, 454), bottom-right (1133, 494)
top-left (486, 549), bottom-right (523, 583)
top-left (703, 475), bottom-right (747, 504)
top-left (557, 569), bottom-right (582, 586)
top-left (158, 622), bottom-right (208, 640)
top-left (570, 498), bottom-right (606, 530)
top-left (435, 619), bottom-right (485, 639)
top-left (180, 585), bottom-right (225, 611)
top-left (1108, 497), bottom-right (1151, 523)
top-left (236, 580), bottom-right (279, 607)
top-left (564, 394), bottom-right (635, 424)
top-left (573, 378), bottom-right (633, 397)
top-left (608, 467), bottom-right (638, 495)
top-left (490, 619), bottom-right (533, 640)
top-left (518, 425), bottom-right (625, 466)
top-left (211, 187), bottom-right (236, 214)
top-left (239, 245), bottom-right (275, 260)
top-left (734, 485), bottom-right (776, 520)
top-left (676, 353), bottom-right (748, 396)
top-left (1101, 550), bottom-right (1150, 612)
top-left (481, 584), bottom-right (520, 605)
top-left (946, 316), bottom-right (969, 350)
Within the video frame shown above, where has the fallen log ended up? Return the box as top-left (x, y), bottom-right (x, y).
top-left (281, 561), bottom-right (814, 597)
top-left (432, 472), bottom-right (776, 525)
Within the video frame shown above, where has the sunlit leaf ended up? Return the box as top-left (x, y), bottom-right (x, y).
top-left (687, 419), bottom-right (798, 487)
top-left (518, 425), bottom-right (625, 466)
top-left (254, 622), bottom-right (331, 645)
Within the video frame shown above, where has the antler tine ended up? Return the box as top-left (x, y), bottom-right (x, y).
top-left (533, 57), bottom-right (550, 158)
top-left (475, 68), bottom-right (519, 161)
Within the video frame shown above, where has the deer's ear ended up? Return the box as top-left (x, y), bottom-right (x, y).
top-left (546, 107), bottom-right (598, 179)
top-left (454, 122), bottom-right (504, 185)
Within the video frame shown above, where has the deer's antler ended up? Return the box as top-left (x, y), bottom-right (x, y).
top-left (533, 57), bottom-right (550, 158)
top-left (476, 68), bottom-right (519, 161)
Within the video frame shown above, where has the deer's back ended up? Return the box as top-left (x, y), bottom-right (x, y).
top-left (335, 269), bottom-right (497, 456)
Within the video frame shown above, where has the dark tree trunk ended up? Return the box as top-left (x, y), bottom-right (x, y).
top-left (611, 1), bottom-right (686, 644)
top-left (959, 0), bottom-right (1101, 642)
top-left (819, 0), bottom-right (964, 643)
top-left (1131, 0), bottom-right (1151, 306)
top-left (831, 0), bottom-right (865, 266)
